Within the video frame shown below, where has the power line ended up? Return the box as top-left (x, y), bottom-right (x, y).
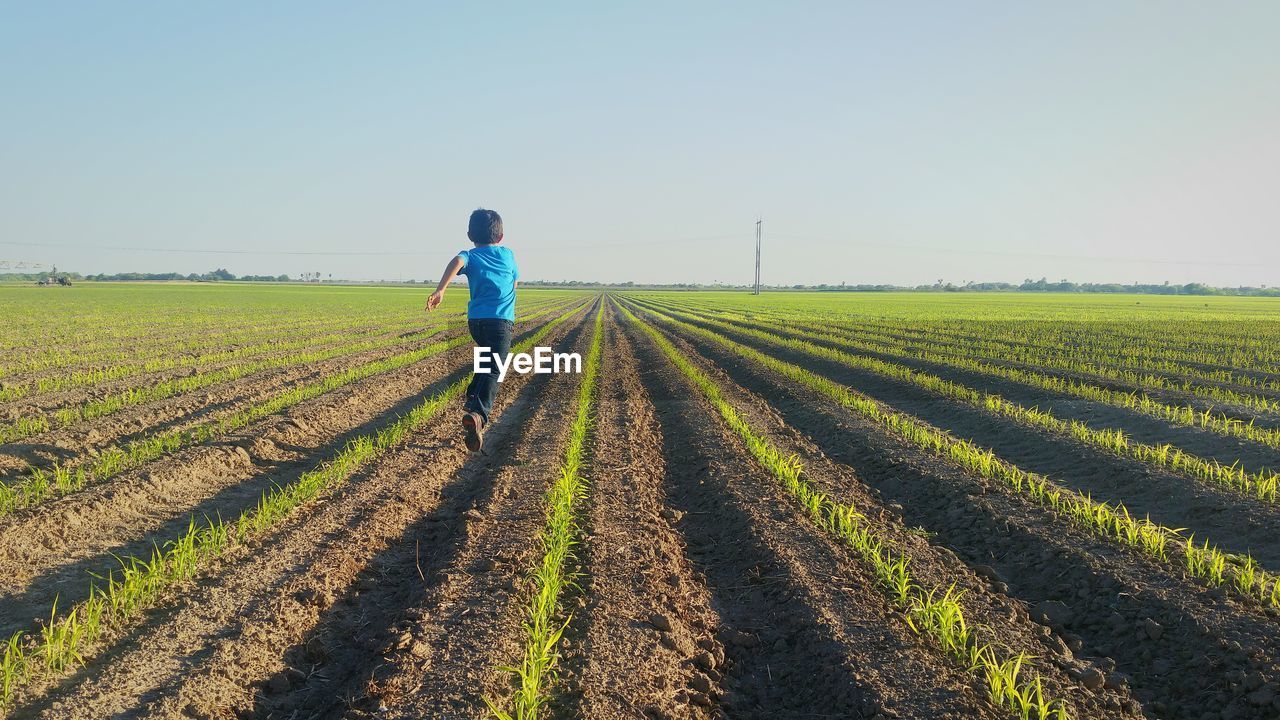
top-left (0, 234), bottom-right (749, 256)
top-left (3, 235), bottom-right (1270, 268)
top-left (763, 233), bottom-right (1274, 269)
top-left (0, 241), bottom-right (425, 257)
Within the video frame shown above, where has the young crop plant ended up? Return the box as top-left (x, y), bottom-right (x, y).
top-left (487, 303), bottom-right (604, 720)
top-left (0, 302), bottom-right (592, 715)
top-left (0, 634), bottom-right (22, 703)
top-left (0, 417), bottom-right (50, 445)
top-left (0, 300), bottom-right (578, 519)
top-left (618, 301), bottom-right (1072, 720)
top-left (623, 300), bottom-right (1280, 613)
top-left (640, 304), bottom-right (1280, 504)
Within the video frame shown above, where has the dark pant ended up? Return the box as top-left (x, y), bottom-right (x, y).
top-left (464, 318), bottom-right (514, 425)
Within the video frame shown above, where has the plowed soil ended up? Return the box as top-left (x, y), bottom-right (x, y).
top-left (3, 294), bottom-right (1278, 720)
top-left (630, 301), bottom-right (1280, 720)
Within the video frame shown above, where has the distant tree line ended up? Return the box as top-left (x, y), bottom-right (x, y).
top-left (82, 268), bottom-right (292, 282)
top-left (893, 278), bottom-right (1280, 296)
top-left (522, 278), bottom-right (1280, 296)
top-left (1, 269), bottom-right (291, 283)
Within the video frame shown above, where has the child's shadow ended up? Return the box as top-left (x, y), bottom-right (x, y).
top-left (0, 442), bottom-right (79, 478)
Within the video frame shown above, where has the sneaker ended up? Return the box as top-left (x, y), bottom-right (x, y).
top-left (461, 412), bottom-right (484, 452)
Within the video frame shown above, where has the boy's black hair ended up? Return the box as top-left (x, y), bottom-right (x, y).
top-left (467, 208), bottom-right (503, 245)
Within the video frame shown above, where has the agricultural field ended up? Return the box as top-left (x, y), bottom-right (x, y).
top-left (1, 283), bottom-right (1279, 720)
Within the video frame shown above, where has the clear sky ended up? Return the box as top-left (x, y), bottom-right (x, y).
top-left (2, 2), bottom-right (1278, 286)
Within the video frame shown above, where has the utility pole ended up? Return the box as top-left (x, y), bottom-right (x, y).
top-left (754, 218), bottom-right (762, 296)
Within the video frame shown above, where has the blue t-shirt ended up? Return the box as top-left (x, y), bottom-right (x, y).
top-left (457, 245), bottom-right (519, 321)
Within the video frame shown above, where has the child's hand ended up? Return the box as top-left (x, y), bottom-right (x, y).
top-left (426, 290), bottom-right (444, 311)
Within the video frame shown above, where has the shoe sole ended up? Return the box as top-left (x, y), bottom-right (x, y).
top-left (462, 413), bottom-right (483, 452)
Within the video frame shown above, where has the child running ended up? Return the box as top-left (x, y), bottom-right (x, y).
top-left (425, 208), bottom-right (519, 451)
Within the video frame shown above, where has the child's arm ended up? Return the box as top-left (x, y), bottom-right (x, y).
top-left (425, 255), bottom-right (465, 311)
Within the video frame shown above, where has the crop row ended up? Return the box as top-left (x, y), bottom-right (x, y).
top-left (0, 301), bottom-right (578, 518)
top-left (622, 300), bottom-right (1280, 612)
top-left (0, 325), bottom-right (450, 443)
top-left (488, 304), bottom-right (604, 720)
top-left (0, 303), bottom-right (587, 715)
top-left (0, 310), bottom-right (332, 351)
top-left (0, 287), bottom-right (580, 381)
top-left (635, 302), bottom-right (1280, 504)
top-left (1, 295), bottom-right (561, 398)
top-left (673, 296), bottom-right (1280, 375)
top-left (0, 312), bottom-right (458, 404)
top-left (642, 293), bottom-right (1280, 396)
top-left (641, 299), bottom-right (1280, 451)
top-left (0, 308), bottom-right (423, 379)
top-left (755, 307), bottom-right (1280, 413)
top-left (830, 313), bottom-right (1280, 395)
top-left (649, 296), bottom-right (1280, 417)
top-left (619, 301), bottom-right (1071, 720)
top-left (0, 299), bottom-right (566, 445)
top-left (714, 299), bottom-right (1280, 388)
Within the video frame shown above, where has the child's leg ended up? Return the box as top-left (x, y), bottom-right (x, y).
top-left (463, 320), bottom-right (487, 421)
top-left (463, 319), bottom-right (514, 425)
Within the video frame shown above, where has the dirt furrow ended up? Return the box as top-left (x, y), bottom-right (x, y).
top-left (6, 306), bottom-right (592, 720)
top-left (651, 309), bottom-right (1280, 720)
top-left (555, 306), bottom-right (724, 719)
top-left (617, 310), bottom-right (1009, 720)
top-left (282, 317), bottom-right (592, 720)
